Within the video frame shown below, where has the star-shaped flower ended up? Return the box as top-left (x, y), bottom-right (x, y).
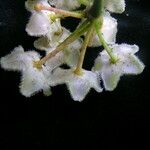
top-left (51, 68), bottom-right (103, 101)
top-left (0, 46), bottom-right (52, 97)
top-left (26, 11), bottom-right (61, 37)
top-left (93, 44), bottom-right (145, 91)
top-left (104, 0), bottom-right (126, 14)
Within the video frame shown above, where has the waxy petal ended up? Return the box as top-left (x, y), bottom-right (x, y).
top-left (26, 12), bottom-right (51, 36)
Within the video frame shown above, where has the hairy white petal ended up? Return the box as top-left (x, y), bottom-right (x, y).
top-left (0, 46), bottom-right (24, 71)
top-left (101, 67), bottom-right (121, 91)
top-left (67, 70), bottom-right (102, 101)
top-left (20, 67), bottom-right (50, 97)
top-left (105, 0), bottom-right (126, 13)
top-left (0, 46), bottom-right (40, 71)
top-left (101, 13), bottom-right (117, 43)
top-left (89, 12), bottom-right (117, 47)
top-left (26, 12), bottom-right (51, 36)
top-left (112, 44), bottom-right (139, 55)
top-left (67, 79), bottom-right (91, 101)
top-left (121, 55), bottom-right (145, 74)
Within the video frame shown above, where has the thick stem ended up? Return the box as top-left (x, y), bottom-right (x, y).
top-left (89, 0), bottom-right (104, 19)
top-left (35, 3), bottom-right (85, 19)
top-left (34, 20), bottom-right (91, 69)
top-left (74, 23), bottom-right (94, 75)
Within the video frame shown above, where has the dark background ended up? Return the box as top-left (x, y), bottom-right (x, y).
top-left (0, 0), bottom-right (150, 149)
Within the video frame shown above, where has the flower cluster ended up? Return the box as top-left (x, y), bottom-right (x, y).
top-left (0, 0), bottom-right (145, 101)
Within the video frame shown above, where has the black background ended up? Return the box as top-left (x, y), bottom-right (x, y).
top-left (0, 0), bottom-right (150, 149)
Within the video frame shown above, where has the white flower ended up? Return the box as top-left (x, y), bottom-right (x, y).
top-left (92, 44), bottom-right (145, 91)
top-left (25, 0), bottom-right (61, 37)
top-left (26, 12), bottom-right (51, 36)
top-left (89, 12), bottom-right (118, 47)
top-left (51, 68), bottom-right (102, 101)
top-left (26, 10), bottom-right (60, 37)
top-left (0, 46), bottom-right (52, 97)
top-left (48, 0), bottom-right (81, 10)
top-left (34, 28), bottom-right (82, 68)
top-left (104, 0), bottom-right (126, 14)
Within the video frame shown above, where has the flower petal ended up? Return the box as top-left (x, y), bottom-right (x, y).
top-left (0, 46), bottom-right (24, 71)
top-left (84, 71), bottom-right (103, 93)
top-left (51, 68), bottom-right (102, 101)
top-left (67, 70), bottom-right (102, 101)
top-left (121, 55), bottom-right (145, 74)
top-left (20, 68), bottom-right (49, 97)
top-left (0, 46), bottom-right (40, 71)
top-left (101, 67), bottom-right (121, 91)
top-left (105, 0), bottom-right (125, 13)
top-left (26, 12), bottom-right (50, 37)
top-left (113, 44), bottom-right (139, 55)
top-left (67, 79), bottom-right (91, 102)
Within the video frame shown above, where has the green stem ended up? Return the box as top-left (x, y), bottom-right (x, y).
top-left (34, 20), bottom-right (91, 69)
top-left (94, 20), bottom-right (118, 64)
top-left (89, 0), bottom-right (104, 18)
top-left (74, 22), bottom-right (94, 75)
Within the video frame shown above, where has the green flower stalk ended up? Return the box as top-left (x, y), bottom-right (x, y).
top-left (89, 0), bottom-right (104, 18)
